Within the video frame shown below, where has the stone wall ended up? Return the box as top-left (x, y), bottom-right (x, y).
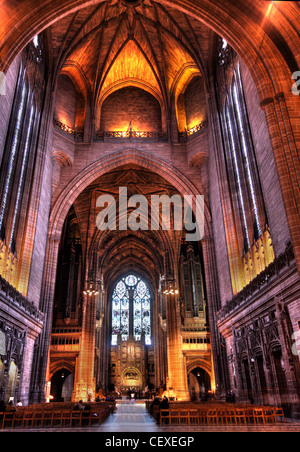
top-left (100, 87), bottom-right (162, 133)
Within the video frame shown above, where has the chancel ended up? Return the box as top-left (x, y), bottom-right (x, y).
top-left (0, 0), bottom-right (300, 432)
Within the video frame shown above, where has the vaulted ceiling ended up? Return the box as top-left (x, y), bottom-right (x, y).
top-left (72, 164), bottom-right (186, 285)
top-left (48, 0), bottom-right (211, 118)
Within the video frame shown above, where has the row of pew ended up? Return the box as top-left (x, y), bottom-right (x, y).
top-left (146, 401), bottom-right (285, 425)
top-left (0, 401), bottom-right (115, 429)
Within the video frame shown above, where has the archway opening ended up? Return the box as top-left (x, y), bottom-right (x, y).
top-left (188, 367), bottom-right (211, 401)
top-left (50, 368), bottom-right (73, 402)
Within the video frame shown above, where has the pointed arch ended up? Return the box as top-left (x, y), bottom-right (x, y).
top-left (111, 273), bottom-right (151, 345)
top-left (49, 148), bottom-right (212, 243)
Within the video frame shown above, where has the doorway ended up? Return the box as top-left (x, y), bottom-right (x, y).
top-left (188, 367), bottom-right (211, 401)
top-left (50, 368), bottom-right (74, 402)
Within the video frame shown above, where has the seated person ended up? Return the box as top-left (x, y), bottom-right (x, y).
top-left (151, 396), bottom-right (160, 419)
top-left (157, 396), bottom-right (169, 424)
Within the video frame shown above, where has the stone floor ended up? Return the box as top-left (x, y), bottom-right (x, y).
top-left (2, 400), bottom-right (300, 433)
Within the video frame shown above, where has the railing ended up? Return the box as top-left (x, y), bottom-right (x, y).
top-left (95, 129), bottom-right (168, 142)
top-left (181, 331), bottom-right (211, 350)
top-left (178, 119), bottom-right (208, 142)
top-left (0, 274), bottom-right (44, 323)
top-left (53, 119), bottom-right (84, 141)
top-left (51, 327), bottom-right (81, 352)
top-left (54, 119), bottom-right (75, 135)
top-left (54, 118), bottom-right (209, 143)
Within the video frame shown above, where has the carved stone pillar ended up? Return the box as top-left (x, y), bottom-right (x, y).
top-left (153, 289), bottom-right (160, 389)
top-left (30, 235), bottom-right (60, 404)
top-left (164, 285), bottom-right (189, 401)
top-left (73, 287), bottom-right (97, 402)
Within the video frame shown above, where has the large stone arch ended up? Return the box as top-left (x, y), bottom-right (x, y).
top-left (50, 360), bottom-right (75, 380)
top-left (187, 359), bottom-right (214, 397)
top-left (46, 147), bottom-right (212, 312)
top-left (7, 0), bottom-right (298, 402)
top-left (37, 148), bottom-right (214, 400)
top-left (48, 148), bottom-right (212, 242)
top-left (96, 79), bottom-right (167, 133)
top-left (187, 359), bottom-right (214, 382)
top-left (0, 1), bottom-right (298, 97)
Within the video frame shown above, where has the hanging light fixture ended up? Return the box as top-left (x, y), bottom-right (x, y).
top-left (83, 278), bottom-right (99, 296)
top-left (163, 280), bottom-right (179, 296)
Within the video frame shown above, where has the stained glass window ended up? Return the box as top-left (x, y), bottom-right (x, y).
top-left (232, 69), bottom-right (261, 238)
top-left (111, 275), bottom-right (151, 345)
top-left (225, 101), bottom-right (250, 250)
top-left (9, 104), bottom-right (36, 252)
top-left (0, 82), bottom-right (27, 235)
top-left (221, 62), bottom-right (263, 252)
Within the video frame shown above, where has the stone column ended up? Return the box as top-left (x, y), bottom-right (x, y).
top-left (30, 235), bottom-right (60, 404)
top-left (202, 233), bottom-right (228, 395)
top-left (153, 289), bottom-right (159, 388)
top-left (97, 284), bottom-right (107, 392)
top-left (73, 289), bottom-right (97, 401)
top-left (261, 96), bottom-right (300, 274)
top-left (165, 286), bottom-right (189, 401)
top-left (20, 333), bottom-right (38, 406)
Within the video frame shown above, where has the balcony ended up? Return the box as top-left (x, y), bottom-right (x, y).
top-left (50, 327), bottom-right (81, 352)
top-left (181, 329), bottom-right (211, 351)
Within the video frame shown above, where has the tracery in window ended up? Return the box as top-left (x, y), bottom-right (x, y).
top-left (225, 101), bottom-right (250, 250)
top-left (9, 103), bottom-right (36, 252)
top-left (222, 63), bottom-right (263, 252)
top-left (216, 41), bottom-right (275, 292)
top-left (111, 275), bottom-right (151, 346)
top-left (0, 82), bottom-right (27, 237)
top-left (232, 68), bottom-right (261, 238)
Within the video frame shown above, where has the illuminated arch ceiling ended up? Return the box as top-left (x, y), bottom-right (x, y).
top-left (72, 164), bottom-right (186, 285)
top-left (49, 0), bottom-right (209, 130)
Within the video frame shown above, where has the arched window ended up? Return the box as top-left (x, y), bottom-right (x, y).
top-left (111, 274), bottom-right (151, 346)
top-left (215, 38), bottom-right (275, 292)
top-left (0, 34), bottom-right (44, 258)
top-left (0, 80), bottom-right (28, 239)
top-left (9, 102), bottom-right (36, 252)
top-left (221, 63), bottom-right (265, 253)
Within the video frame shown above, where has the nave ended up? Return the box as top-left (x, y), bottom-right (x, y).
top-left (2, 401), bottom-right (300, 433)
top-left (78, 401), bottom-right (300, 433)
